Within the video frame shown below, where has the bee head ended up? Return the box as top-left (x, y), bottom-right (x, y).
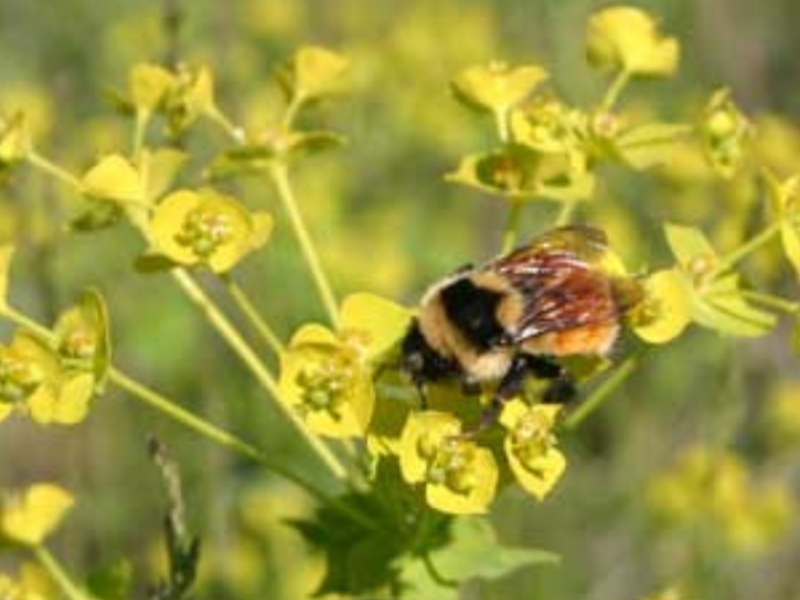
top-left (400, 319), bottom-right (455, 390)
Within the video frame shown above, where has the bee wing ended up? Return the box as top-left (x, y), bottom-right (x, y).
top-left (488, 226), bottom-right (619, 342)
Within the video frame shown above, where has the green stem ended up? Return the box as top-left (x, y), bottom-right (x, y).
top-left (708, 221), bottom-right (782, 279)
top-left (171, 269), bottom-right (346, 480)
top-left (27, 152), bottom-right (81, 189)
top-left (108, 368), bottom-right (329, 499)
top-left (133, 109), bottom-right (149, 160)
top-left (741, 290), bottom-right (800, 314)
top-left (207, 107), bottom-right (244, 143)
top-left (495, 107), bottom-right (510, 143)
top-left (564, 355), bottom-right (639, 430)
top-left (501, 199), bottom-right (523, 253)
top-left (33, 546), bottom-right (91, 600)
top-left (600, 69), bottom-right (631, 112)
top-left (269, 163), bottom-right (340, 327)
top-left (220, 274), bottom-right (285, 355)
top-left (555, 200), bottom-right (578, 227)
top-left (282, 96), bottom-right (305, 132)
top-left (0, 305), bottom-right (372, 522)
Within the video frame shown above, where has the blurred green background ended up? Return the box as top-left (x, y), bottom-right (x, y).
top-left (2, 0), bottom-right (800, 599)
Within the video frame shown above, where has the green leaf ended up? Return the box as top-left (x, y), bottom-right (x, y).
top-left (400, 518), bottom-right (558, 599)
top-left (0, 245), bottom-right (14, 309)
top-left (693, 275), bottom-right (777, 337)
top-left (86, 559), bottom-right (133, 600)
top-left (68, 201), bottom-right (124, 233)
top-left (664, 223), bottom-right (718, 271)
top-left (134, 252), bottom-right (178, 274)
top-left (206, 132), bottom-right (345, 181)
top-left (614, 123), bottom-right (691, 170)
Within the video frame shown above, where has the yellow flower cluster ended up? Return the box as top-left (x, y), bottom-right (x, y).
top-left (0, 291), bottom-right (109, 426)
top-left (648, 446), bottom-right (795, 554)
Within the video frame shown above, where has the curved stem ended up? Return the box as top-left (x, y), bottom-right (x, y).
top-left (741, 290), bottom-right (800, 315)
top-left (501, 199), bottom-right (523, 253)
top-left (564, 355), bottom-right (639, 430)
top-left (27, 152), bottom-right (81, 189)
top-left (282, 96), bottom-right (305, 132)
top-left (220, 274), bottom-right (284, 355)
top-left (555, 199), bottom-right (577, 227)
top-left (600, 69), bottom-right (631, 113)
top-left (33, 546), bottom-right (91, 600)
top-left (495, 107), bottom-right (510, 144)
top-left (0, 305), bottom-right (372, 522)
top-left (171, 269), bottom-right (346, 480)
top-left (269, 163), bottom-right (340, 327)
top-left (708, 221), bottom-right (782, 279)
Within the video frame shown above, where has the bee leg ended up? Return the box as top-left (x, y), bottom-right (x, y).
top-left (460, 376), bottom-right (482, 397)
top-left (543, 377), bottom-right (577, 404)
top-left (525, 356), bottom-right (577, 405)
top-left (475, 355), bottom-right (530, 431)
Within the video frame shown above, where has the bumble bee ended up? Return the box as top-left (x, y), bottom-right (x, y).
top-left (401, 225), bottom-right (642, 419)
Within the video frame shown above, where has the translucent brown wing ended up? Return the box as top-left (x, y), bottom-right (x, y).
top-left (486, 226), bottom-right (620, 343)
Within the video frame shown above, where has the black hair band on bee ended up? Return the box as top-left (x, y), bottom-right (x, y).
top-left (438, 277), bottom-right (507, 350)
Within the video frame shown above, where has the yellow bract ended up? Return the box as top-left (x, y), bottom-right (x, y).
top-left (452, 62), bottom-right (548, 116)
top-left (500, 400), bottom-right (566, 501)
top-left (80, 154), bottom-right (144, 204)
top-left (632, 269), bottom-right (691, 344)
top-left (164, 65), bottom-right (218, 134)
top-left (399, 411), bottom-right (498, 514)
top-left (283, 46), bottom-right (349, 102)
top-left (339, 292), bottom-right (412, 359)
top-left (129, 62), bottom-right (174, 112)
top-left (0, 483), bottom-right (74, 547)
top-left (149, 189), bottom-right (272, 273)
top-left (586, 6), bottom-right (679, 77)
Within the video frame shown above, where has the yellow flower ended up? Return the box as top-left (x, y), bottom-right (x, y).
top-left (700, 89), bottom-right (752, 179)
top-left (452, 62), bottom-right (548, 116)
top-left (499, 400), bottom-right (566, 500)
top-left (128, 62), bottom-right (174, 113)
top-left (279, 46), bottom-right (349, 103)
top-left (631, 269), bottom-right (691, 344)
top-left (0, 483), bottom-right (74, 547)
top-left (280, 324), bottom-right (375, 439)
top-left (148, 189), bottom-right (272, 273)
top-left (163, 65), bottom-right (218, 135)
top-left (399, 411), bottom-right (498, 514)
top-left (586, 6), bottom-right (679, 77)
top-left (280, 293), bottom-right (411, 439)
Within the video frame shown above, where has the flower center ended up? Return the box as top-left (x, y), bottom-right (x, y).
top-left (175, 208), bottom-right (234, 259)
top-left (0, 351), bottom-right (44, 404)
top-left (295, 356), bottom-right (352, 420)
top-left (425, 436), bottom-right (477, 495)
top-left (512, 412), bottom-right (556, 471)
